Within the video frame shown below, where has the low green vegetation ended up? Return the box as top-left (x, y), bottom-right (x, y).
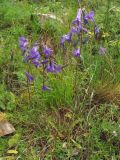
top-left (0, 0), bottom-right (120, 159)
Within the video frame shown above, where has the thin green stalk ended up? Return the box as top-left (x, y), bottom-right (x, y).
top-left (27, 78), bottom-right (31, 107)
top-left (27, 63), bottom-right (32, 108)
top-left (73, 7), bottom-right (83, 109)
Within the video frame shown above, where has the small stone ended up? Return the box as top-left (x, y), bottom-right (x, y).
top-left (0, 112), bottom-right (15, 137)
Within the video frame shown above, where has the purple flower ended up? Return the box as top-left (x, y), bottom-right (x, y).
top-left (71, 27), bottom-right (78, 34)
top-left (46, 60), bottom-right (55, 73)
top-left (88, 11), bottom-right (94, 21)
top-left (46, 63), bottom-right (52, 72)
top-left (31, 59), bottom-right (41, 68)
top-left (42, 85), bottom-right (52, 91)
top-left (72, 8), bottom-right (82, 26)
top-left (29, 46), bottom-right (40, 59)
top-left (61, 32), bottom-right (72, 45)
top-left (99, 47), bottom-right (106, 55)
top-left (25, 72), bottom-right (33, 82)
top-left (84, 11), bottom-right (94, 23)
top-left (73, 48), bottom-right (80, 57)
top-left (55, 65), bottom-right (62, 73)
top-left (84, 17), bottom-right (88, 25)
top-left (19, 36), bottom-right (28, 51)
top-left (22, 46), bottom-right (40, 62)
top-left (46, 60), bottom-right (62, 73)
top-left (43, 45), bottom-right (52, 57)
top-left (71, 24), bottom-right (87, 34)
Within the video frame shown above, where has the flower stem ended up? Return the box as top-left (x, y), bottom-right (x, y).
top-left (27, 79), bottom-right (31, 107)
top-left (27, 63), bottom-right (31, 107)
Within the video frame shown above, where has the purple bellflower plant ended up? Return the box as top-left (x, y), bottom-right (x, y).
top-left (19, 7), bottom-right (106, 93)
top-left (19, 37), bottom-right (63, 91)
top-left (60, 8), bottom-right (105, 58)
top-left (60, 8), bottom-right (106, 106)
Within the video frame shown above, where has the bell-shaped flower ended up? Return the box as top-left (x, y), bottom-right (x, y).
top-left (84, 11), bottom-right (94, 23)
top-left (55, 65), bottom-right (62, 73)
top-left (29, 46), bottom-right (40, 60)
top-left (73, 48), bottom-right (80, 57)
top-left (43, 45), bottom-right (52, 57)
top-left (46, 60), bottom-right (62, 73)
top-left (71, 27), bottom-right (78, 34)
top-left (46, 63), bottom-right (52, 72)
top-left (46, 60), bottom-right (55, 73)
top-left (60, 32), bottom-right (72, 45)
top-left (25, 72), bottom-right (33, 82)
top-left (72, 8), bottom-right (82, 26)
top-left (19, 36), bottom-right (28, 51)
top-left (42, 85), bottom-right (52, 91)
top-left (31, 59), bottom-right (41, 68)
